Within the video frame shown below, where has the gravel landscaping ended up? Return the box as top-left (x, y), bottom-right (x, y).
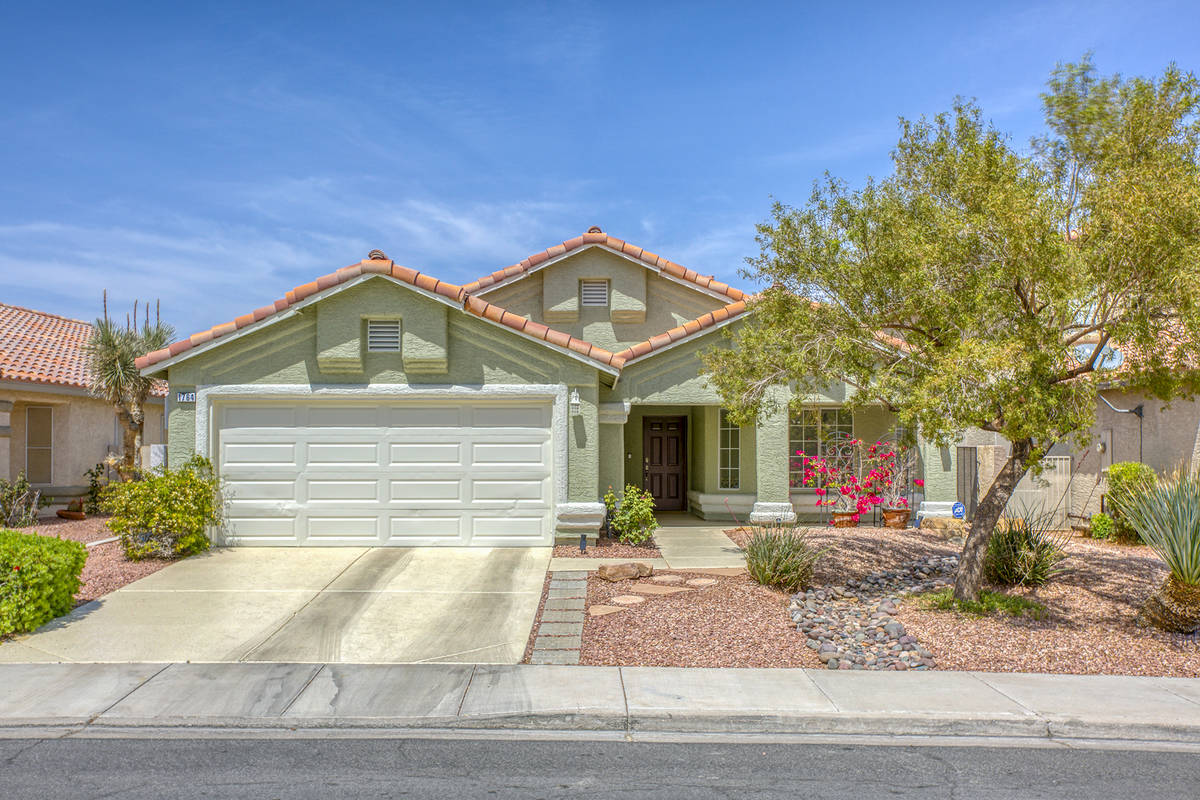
top-left (529, 524), bottom-right (1199, 675)
top-left (552, 536), bottom-right (660, 559)
top-left (13, 516), bottom-right (173, 606)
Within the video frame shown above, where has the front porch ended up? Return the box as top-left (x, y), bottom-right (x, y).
top-left (593, 397), bottom-right (908, 530)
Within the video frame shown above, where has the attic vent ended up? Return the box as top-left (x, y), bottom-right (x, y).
top-left (580, 279), bottom-right (609, 307)
top-left (366, 319), bottom-right (401, 352)
top-left (367, 249), bottom-right (388, 260)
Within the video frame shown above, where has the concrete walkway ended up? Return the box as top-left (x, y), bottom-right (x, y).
top-left (549, 515), bottom-right (745, 572)
top-left (3, 662), bottom-right (1200, 743)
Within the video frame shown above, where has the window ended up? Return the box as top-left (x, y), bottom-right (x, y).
top-left (719, 409), bottom-right (740, 490)
top-left (366, 319), bottom-right (401, 352)
top-left (788, 407), bottom-right (853, 487)
top-left (580, 279), bottom-right (609, 307)
top-left (25, 406), bottom-right (52, 484)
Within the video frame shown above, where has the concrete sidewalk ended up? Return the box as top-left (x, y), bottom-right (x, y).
top-left (3, 662), bottom-right (1200, 743)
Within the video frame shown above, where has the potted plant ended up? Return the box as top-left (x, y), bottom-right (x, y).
top-left (863, 442), bottom-right (922, 530)
top-left (795, 440), bottom-right (870, 527)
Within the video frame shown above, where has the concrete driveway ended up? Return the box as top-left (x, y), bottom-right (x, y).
top-left (0, 547), bottom-right (550, 664)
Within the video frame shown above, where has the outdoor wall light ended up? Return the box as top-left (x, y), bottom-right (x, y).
top-left (569, 389), bottom-right (581, 416)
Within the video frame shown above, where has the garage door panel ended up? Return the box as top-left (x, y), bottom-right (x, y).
top-left (307, 479), bottom-right (380, 502)
top-left (223, 406), bottom-right (297, 428)
top-left (388, 406), bottom-right (463, 427)
top-left (307, 443), bottom-right (378, 465)
top-left (307, 405), bottom-right (379, 427)
top-left (216, 399), bottom-right (553, 546)
top-left (225, 517), bottom-right (297, 538)
top-left (471, 479), bottom-right (546, 501)
top-left (389, 479), bottom-right (463, 502)
top-left (472, 443), bottom-right (544, 465)
top-left (389, 442), bottom-right (462, 465)
top-left (307, 516), bottom-right (379, 540)
top-left (225, 480), bottom-right (296, 500)
top-left (389, 516), bottom-right (462, 541)
top-left (223, 442), bottom-right (297, 466)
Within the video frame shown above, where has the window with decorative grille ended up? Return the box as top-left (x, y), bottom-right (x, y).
top-left (366, 319), bottom-right (401, 351)
top-left (580, 279), bottom-right (609, 307)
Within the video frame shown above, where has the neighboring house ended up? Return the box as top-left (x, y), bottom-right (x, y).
top-left (138, 228), bottom-right (908, 547)
top-left (946, 389), bottom-right (1200, 528)
top-left (0, 303), bottom-right (166, 501)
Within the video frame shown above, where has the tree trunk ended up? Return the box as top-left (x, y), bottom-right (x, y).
top-left (130, 395), bottom-right (145, 472)
top-left (953, 437), bottom-right (1035, 601)
top-left (116, 407), bottom-right (138, 482)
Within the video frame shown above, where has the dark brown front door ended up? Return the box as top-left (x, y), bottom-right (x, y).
top-left (643, 416), bottom-right (686, 511)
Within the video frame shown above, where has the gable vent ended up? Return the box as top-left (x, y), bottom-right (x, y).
top-left (580, 279), bottom-right (609, 307)
top-left (366, 319), bottom-right (401, 352)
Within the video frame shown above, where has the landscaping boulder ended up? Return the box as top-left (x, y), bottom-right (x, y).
top-left (919, 517), bottom-right (966, 538)
top-left (597, 562), bottom-right (654, 581)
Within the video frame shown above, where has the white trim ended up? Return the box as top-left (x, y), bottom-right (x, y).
top-left (194, 382), bottom-right (570, 507)
top-left (141, 272), bottom-right (619, 377)
top-left (475, 243), bottom-right (739, 303)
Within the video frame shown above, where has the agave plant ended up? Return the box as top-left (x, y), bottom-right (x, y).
top-left (1116, 468), bottom-right (1200, 632)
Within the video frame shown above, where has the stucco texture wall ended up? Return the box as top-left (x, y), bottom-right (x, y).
top-left (1, 387), bottom-right (163, 495)
top-left (163, 277), bottom-right (603, 501)
top-left (479, 247), bottom-right (729, 352)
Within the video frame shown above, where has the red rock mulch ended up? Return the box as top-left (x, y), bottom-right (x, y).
top-left (542, 524), bottom-right (1199, 675)
top-left (12, 516), bottom-right (173, 606)
top-left (552, 536), bottom-right (660, 559)
top-left (579, 570), bottom-right (819, 668)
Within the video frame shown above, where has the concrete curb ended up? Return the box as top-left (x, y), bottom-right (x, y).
top-left (2, 663), bottom-right (1199, 744)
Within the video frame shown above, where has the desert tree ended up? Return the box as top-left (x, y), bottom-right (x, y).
top-left (704, 57), bottom-right (1200, 600)
top-left (84, 294), bottom-right (174, 479)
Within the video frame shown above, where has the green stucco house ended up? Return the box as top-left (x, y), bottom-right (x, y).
top-left (138, 228), bottom-right (939, 547)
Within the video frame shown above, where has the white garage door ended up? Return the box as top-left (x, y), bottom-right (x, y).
top-left (216, 399), bottom-right (554, 546)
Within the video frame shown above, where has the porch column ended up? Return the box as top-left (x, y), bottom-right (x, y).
top-left (0, 400), bottom-right (11, 482)
top-left (751, 387), bottom-right (796, 523)
top-left (597, 401), bottom-right (629, 496)
top-left (554, 384), bottom-right (605, 545)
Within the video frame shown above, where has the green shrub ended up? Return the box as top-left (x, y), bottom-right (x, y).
top-left (1118, 468), bottom-right (1200, 586)
top-left (101, 456), bottom-right (224, 560)
top-left (1106, 461), bottom-right (1156, 543)
top-left (0, 471), bottom-right (45, 528)
top-left (83, 463), bottom-right (107, 516)
top-left (1089, 511), bottom-right (1115, 540)
top-left (0, 529), bottom-right (88, 636)
top-left (602, 484), bottom-right (658, 545)
top-left (919, 587), bottom-right (1046, 619)
top-left (984, 512), bottom-right (1069, 587)
top-left (744, 521), bottom-right (827, 592)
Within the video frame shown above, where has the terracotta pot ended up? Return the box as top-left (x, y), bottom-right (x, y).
top-left (56, 510), bottom-right (86, 521)
top-left (882, 508), bottom-right (910, 530)
top-left (831, 511), bottom-right (858, 528)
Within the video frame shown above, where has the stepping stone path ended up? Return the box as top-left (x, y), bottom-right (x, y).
top-left (788, 554), bottom-right (959, 671)
top-left (629, 583), bottom-right (691, 595)
top-left (588, 604), bottom-right (627, 617)
top-left (685, 578), bottom-right (717, 587)
top-left (651, 574), bottom-right (685, 584)
top-left (610, 594), bottom-right (646, 605)
top-left (531, 571), bottom-right (587, 665)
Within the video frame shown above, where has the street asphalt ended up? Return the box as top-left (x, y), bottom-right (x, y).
top-left (2, 735), bottom-right (1196, 799)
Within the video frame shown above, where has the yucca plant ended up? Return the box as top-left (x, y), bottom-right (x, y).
top-left (1117, 468), bottom-right (1200, 632)
top-left (84, 295), bottom-right (173, 479)
top-left (743, 521), bottom-right (827, 593)
top-left (983, 507), bottom-right (1070, 587)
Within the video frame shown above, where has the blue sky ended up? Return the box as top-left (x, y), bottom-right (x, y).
top-left (2, 1), bottom-right (1198, 337)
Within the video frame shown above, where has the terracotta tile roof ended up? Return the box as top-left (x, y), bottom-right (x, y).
top-left (0, 303), bottom-right (167, 397)
top-left (613, 300), bottom-right (749, 364)
top-left (136, 256), bottom-right (626, 371)
top-left (461, 228), bottom-right (747, 302)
